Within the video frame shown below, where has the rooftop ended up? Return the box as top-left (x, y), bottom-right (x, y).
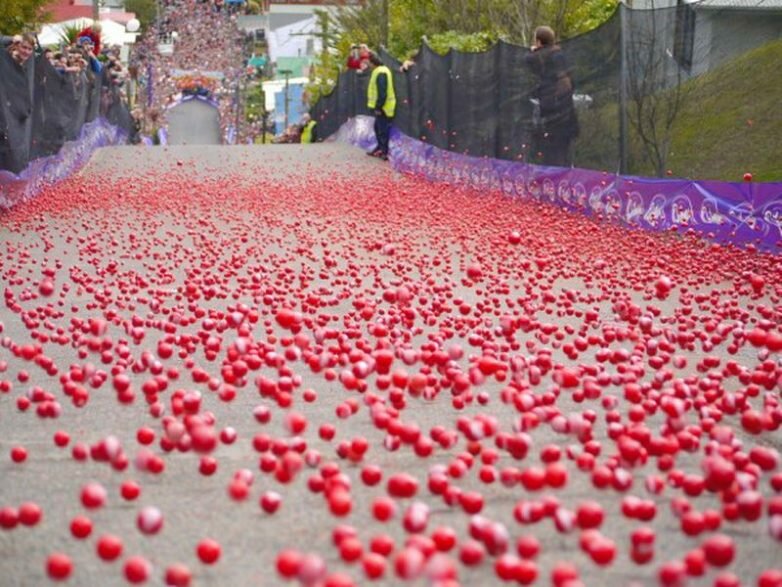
top-left (695, 0), bottom-right (782, 9)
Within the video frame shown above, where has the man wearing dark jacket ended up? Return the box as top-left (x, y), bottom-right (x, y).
top-left (524, 26), bottom-right (579, 167)
top-left (0, 33), bottom-right (36, 173)
top-left (366, 52), bottom-right (396, 161)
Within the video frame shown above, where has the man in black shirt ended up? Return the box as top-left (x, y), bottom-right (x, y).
top-left (524, 26), bottom-right (579, 167)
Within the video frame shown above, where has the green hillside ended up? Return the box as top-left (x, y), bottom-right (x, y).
top-left (650, 38), bottom-right (782, 182)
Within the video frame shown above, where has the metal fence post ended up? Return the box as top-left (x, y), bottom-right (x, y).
top-left (493, 43), bottom-right (502, 159)
top-left (619, 2), bottom-right (630, 174)
top-left (446, 50), bottom-right (453, 152)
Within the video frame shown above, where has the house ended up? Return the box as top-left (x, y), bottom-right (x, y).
top-left (629, 0), bottom-right (782, 77)
top-left (45, 0), bottom-right (136, 26)
top-left (38, 0), bottom-right (139, 57)
top-left (38, 19), bottom-right (139, 52)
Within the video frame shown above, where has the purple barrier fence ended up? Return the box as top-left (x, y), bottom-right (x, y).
top-left (331, 116), bottom-right (782, 252)
top-left (0, 118), bottom-right (128, 210)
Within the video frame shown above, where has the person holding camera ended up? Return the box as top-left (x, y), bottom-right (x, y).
top-left (77, 22), bottom-right (102, 56)
top-left (347, 43), bottom-right (370, 72)
top-left (524, 26), bottom-right (579, 167)
top-left (77, 38), bottom-right (103, 74)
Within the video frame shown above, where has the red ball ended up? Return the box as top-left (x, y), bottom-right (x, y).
top-left (276, 549), bottom-right (301, 578)
top-left (70, 515), bottom-right (93, 539)
top-left (0, 506), bottom-right (18, 529)
top-left (702, 534), bottom-right (735, 567)
top-left (10, 445), bottom-right (27, 463)
top-left (124, 556), bottom-right (152, 584)
top-left (46, 553), bottom-right (73, 581)
top-left (196, 538), bottom-right (221, 565)
top-left (576, 501), bottom-right (604, 529)
top-left (164, 563), bottom-right (192, 586)
top-left (80, 482), bottom-right (107, 509)
top-left (758, 569), bottom-right (782, 587)
top-left (18, 502), bottom-right (42, 526)
top-left (516, 535), bottom-right (541, 559)
top-left (121, 480), bottom-right (141, 501)
top-left (362, 552), bottom-right (386, 579)
top-left (260, 491), bottom-right (282, 514)
top-left (96, 534), bottom-right (123, 561)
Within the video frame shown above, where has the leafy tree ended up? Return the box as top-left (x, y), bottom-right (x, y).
top-left (0, 0), bottom-right (55, 35)
top-left (625, 0), bottom-right (697, 176)
top-left (124, 0), bottom-right (157, 33)
top-left (425, 31), bottom-right (498, 56)
top-left (244, 83), bottom-right (266, 122)
top-left (306, 0), bottom-right (619, 105)
top-left (245, 0), bottom-right (262, 15)
top-left (57, 21), bottom-right (91, 46)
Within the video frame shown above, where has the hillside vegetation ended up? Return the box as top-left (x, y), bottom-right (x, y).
top-left (652, 38), bottom-right (782, 182)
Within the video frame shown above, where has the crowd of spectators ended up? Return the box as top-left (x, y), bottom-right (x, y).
top-left (1, 29), bottom-right (135, 171)
top-left (131, 0), bottom-right (249, 141)
top-left (3, 27), bottom-right (131, 92)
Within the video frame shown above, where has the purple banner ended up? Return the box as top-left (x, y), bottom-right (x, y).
top-left (0, 118), bottom-right (128, 210)
top-left (331, 116), bottom-right (782, 252)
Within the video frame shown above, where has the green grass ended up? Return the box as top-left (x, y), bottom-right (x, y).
top-left (576, 39), bottom-right (782, 181)
top-left (650, 38), bottom-right (782, 182)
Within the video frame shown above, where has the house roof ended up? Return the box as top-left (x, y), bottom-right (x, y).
top-left (269, 13), bottom-right (312, 30)
top-left (46, 1), bottom-right (92, 22)
top-left (695, 0), bottom-right (782, 9)
top-left (236, 15), bottom-right (265, 31)
top-left (44, 0), bottom-right (136, 25)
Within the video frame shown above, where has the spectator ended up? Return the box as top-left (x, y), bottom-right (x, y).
top-left (0, 33), bottom-right (36, 173)
top-left (272, 124), bottom-right (301, 144)
top-left (131, 0), bottom-right (248, 142)
top-left (399, 50), bottom-right (418, 73)
top-left (300, 113), bottom-right (317, 144)
top-left (347, 44), bottom-right (370, 72)
top-left (77, 21), bottom-right (102, 57)
top-left (77, 39), bottom-right (103, 74)
top-left (366, 51), bottom-right (395, 161)
top-left (6, 33), bottom-right (35, 67)
top-left (524, 25), bottom-right (579, 167)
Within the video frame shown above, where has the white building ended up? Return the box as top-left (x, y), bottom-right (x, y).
top-left (628, 0), bottom-right (782, 77)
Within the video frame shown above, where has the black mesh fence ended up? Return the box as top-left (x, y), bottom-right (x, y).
top-left (0, 51), bottom-right (134, 174)
top-left (311, 2), bottom-right (782, 177)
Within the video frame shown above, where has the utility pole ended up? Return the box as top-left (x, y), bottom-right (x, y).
top-left (279, 69), bottom-right (293, 129)
top-left (618, 2), bottom-right (629, 174)
top-left (92, 0), bottom-right (100, 21)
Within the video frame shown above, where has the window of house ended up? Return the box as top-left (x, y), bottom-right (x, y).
top-left (673, 0), bottom-right (696, 70)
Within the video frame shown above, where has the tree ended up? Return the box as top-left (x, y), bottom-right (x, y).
top-left (625, 2), bottom-right (697, 176)
top-left (306, 0), bottom-right (620, 105)
top-left (0, 0), bottom-right (55, 35)
top-left (124, 0), bottom-right (157, 33)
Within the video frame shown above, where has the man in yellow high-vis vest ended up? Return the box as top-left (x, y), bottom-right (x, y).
top-left (366, 52), bottom-right (396, 161)
top-left (300, 114), bottom-right (317, 144)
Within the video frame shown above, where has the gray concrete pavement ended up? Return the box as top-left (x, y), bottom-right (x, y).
top-left (0, 143), bottom-right (780, 587)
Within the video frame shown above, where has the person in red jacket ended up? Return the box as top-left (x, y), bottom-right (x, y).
top-left (77, 21), bottom-right (102, 56)
top-left (346, 43), bottom-right (370, 72)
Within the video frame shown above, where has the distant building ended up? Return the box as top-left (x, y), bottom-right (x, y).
top-left (45, 0), bottom-right (135, 24)
top-left (628, 0), bottom-right (782, 77)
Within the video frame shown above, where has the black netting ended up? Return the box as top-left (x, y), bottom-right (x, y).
top-left (0, 52), bottom-right (134, 174)
top-left (311, 3), bottom-right (782, 177)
